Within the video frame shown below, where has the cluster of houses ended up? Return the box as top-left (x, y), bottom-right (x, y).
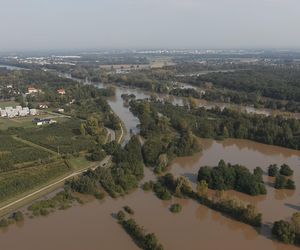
top-left (26, 87), bottom-right (66, 95)
top-left (0, 106), bottom-right (38, 118)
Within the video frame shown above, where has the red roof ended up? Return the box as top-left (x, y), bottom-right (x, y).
top-left (57, 88), bottom-right (66, 94)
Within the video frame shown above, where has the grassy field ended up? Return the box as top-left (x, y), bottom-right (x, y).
top-left (0, 117), bottom-right (36, 130)
top-left (68, 156), bottom-right (93, 171)
top-left (0, 114), bottom-right (68, 130)
top-left (0, 101), bottom-right (19, 109)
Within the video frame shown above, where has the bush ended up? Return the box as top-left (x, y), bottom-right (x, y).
top-left (268, 164), bottom-right (278, 177)
top-left (90, 148), bottom-right (106, 161)
top-left (272, 220), bottom-right (295, 244)
top-left (28, 191), bottom-right (75, 216)
top-left (117, 210), bottom-right (126, 221)
top-left (253, 167), bottom-right (264, 182)
top-left (170, 204), bottom-right (182, 213)
top-left (67, 175), bottom-right (98, 195)
top-left (10, 211), bottom-right (24, 222)
top-left (280, 164), bottom-right (294, 177)
top-left (123, 206), bottom-right (134, 215)
top-left (0, 218), bottom-right (9, 228)
top-left (153, 183), bottom-right (172, 200)
top-left (275, 175), bottom-right (287, 189)
top-left (286, 179), bottom-right (296, 190)
top-left (142, 181), bottom-right (154, 191)
top-left (94, 191), bottom-right (105, 200)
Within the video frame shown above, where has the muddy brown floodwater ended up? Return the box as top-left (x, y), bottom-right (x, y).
top-left (1, 139), bottom-right (300, 250)
top-left (1, 73), bottom-right (300, 249)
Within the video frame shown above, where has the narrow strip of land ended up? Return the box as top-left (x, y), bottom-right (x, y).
top-left (117, 123), bottom-right (124, 144)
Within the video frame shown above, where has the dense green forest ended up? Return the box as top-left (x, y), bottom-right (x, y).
top-left (130, 99), bottom-right (200, 173)
top-left (195, 67), bottom-right (300, 102)
top-left (203, 88), bottom-right (300, 112)
top-left (0, 69), bottom-right (115, 109)
top-left (65, 136), bottom-right (145, 198)
top-left (143, 100), bottom-right (300, 150)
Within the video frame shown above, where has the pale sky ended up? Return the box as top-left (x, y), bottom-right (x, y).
top-left (0, 0), bottom-right (299, 51)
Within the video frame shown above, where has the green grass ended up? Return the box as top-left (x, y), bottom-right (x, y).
top-left (68, 156), bottom-right (93, 171)
top-left (0, 117), bottom-right (35, 130)
top-left (0, 114), bottom-right (68, 130)
top-left (0, 101), bottom-right (19, 109)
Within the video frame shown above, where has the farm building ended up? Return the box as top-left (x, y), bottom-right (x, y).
top-left (32, 118), bottom-right (57, 126)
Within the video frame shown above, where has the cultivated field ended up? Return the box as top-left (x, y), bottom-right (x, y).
top-left (0, 160), bottom-right (71, 204)
top-left (0, 135), bottom-right (53, 171)
top-left (17, 119), bottom-right (96, 154)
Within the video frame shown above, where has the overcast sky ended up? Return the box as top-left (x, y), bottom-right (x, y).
top-left (0, 0), bottom-right (299, 51)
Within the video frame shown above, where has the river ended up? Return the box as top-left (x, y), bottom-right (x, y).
top-left (0, 72), bottom-right (300, 250)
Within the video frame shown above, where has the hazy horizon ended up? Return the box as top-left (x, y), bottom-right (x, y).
top-left (1, 0), bottom-right (300, 52)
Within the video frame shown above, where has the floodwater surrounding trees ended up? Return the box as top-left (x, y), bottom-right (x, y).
top-left (1, 76), bottom-right (300, 250)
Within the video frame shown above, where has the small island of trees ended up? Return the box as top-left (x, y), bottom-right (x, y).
top-left (198, 160), bottom-right (266, 196)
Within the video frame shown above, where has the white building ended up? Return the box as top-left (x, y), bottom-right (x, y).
top-left (19, 109), bottom-right (28, 117)
top-left (30, 109), bottom-right (38, 116)
top-left (0, 109), bottom-right (6, 117)
top-left (0, 106), bottom-right (36, 118)
top-left (6, 109), bottom-right (18, 118)
top-left (34, 118), bottom-right (57, 126)
top-left (5, 107), bottom-right (13, 112)
top-left (16, 106), bottom-right (22, 112)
